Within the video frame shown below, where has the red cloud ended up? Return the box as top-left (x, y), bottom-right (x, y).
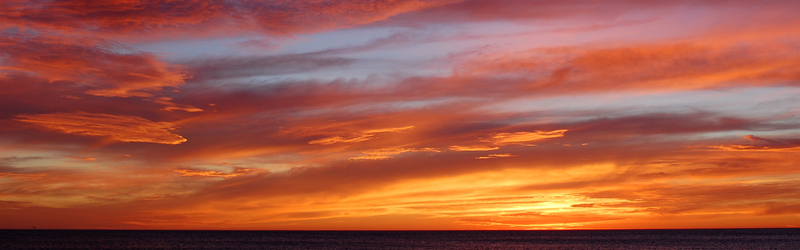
top-left (0, 0), bottom-right (460, 38)
top-left (0, 35), bottom-right (187, 98)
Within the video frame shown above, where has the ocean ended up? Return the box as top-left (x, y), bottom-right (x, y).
top-left (2, 229), bottom-right (798, 249)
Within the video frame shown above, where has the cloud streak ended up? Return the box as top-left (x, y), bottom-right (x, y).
top-left (309, 126), bottom-right (415, 145)
top-left (712, 135), bottom-right (800, 152)
top-left (487, 130), bottom-right (567, 145)
top-left (16, 112), bottom-right (186, 145)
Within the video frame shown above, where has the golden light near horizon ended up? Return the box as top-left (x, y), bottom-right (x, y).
top-left (2, 0), bottom-right (800, 230)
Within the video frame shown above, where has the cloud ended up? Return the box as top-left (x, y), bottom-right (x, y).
top-left (712, 135), bottom-right (800, 152)
top-left (487, 130), bottom-right (567, 145)
top-left (160, 42), bottom-right (800, 140)
top-left (0, 35), bottom-right (187, 98)
top-left (70, 157), bottom-right (97, 162)
top-left (0, 172), bottom-right (46, 180)
top-left (16, 112), bottom-right (186, 145)
top-left (0, 73), bottom-right (157, 120)
top-left (185, 54), bottom-right (354, 82)
top-left (309, 126), bottom-right (415, 145)
top-left (308, 134), bottom-right (374, 145)
top-left (385, 0), bottom-right (631, 25)
top-left (173, 167), bottom-right (254, 178)
top-left (712, 145), bottom-right (800, 152)
top-left (505, 43), bottom-right (793, 96)
top-left (151, 97), bottom-right (203, 113)
top-left (0, 0), bottom-right (460, 38)
top-left (308, 136), bottom-right (372, 145)
top-left (123, 85), bottom-right (774, 164)
top-left (363, 148), bottom-right (421, 156)
top-left (364, 126), bottom-right (416, 134)
top-left (350, 147), bottom-right (441, 161)
top-left (475, 153), bottom-right (516, 159)
top-left (763, 203), bottom-right (800, 215)
top-left (385, 0), bottom-right (800, 38)
top-left (554, 112), bottom-right (789, 143)
top-left (449, 145), bottom-right (499, 152)
top-left (448, 130), bottom-right (565, 155)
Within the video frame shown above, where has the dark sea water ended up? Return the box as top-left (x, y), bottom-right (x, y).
top-left (1, 229), bottom-right (799, 249)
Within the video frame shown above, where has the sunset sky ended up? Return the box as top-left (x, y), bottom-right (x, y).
top-left (2, 0), bottom-right (800, 230)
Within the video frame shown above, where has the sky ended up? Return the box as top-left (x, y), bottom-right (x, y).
top-left (2, 0), bottom-right (800, 230)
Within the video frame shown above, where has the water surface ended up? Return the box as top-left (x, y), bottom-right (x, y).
top-left (2, 229), bottom-right (798, 249)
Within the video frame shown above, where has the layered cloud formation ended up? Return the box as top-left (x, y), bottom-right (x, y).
top-left (2, 0), bottom-right (800, 229)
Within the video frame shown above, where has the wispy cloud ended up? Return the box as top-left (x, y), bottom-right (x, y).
top-left (486, 130), bottom-right (567, 145)
top-left (309, 126), bottom-right (415, 145)
top-left (350, 147), bottom-right (441, 160)
top-left (712, 135), bottom-right (800, 152)
top-left (173, 167), bottom-right (255, 178)
top-left (16, 112), bottom-right (186, 145)
top-left (449, 145), bottom-right (499, 152)
top-left (475, 153), bottom-right (516, 159)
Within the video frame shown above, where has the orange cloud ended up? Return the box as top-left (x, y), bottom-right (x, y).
top-left (350, 147), bottom-right (441, 160)
top-left (151, 97), bottom-right (203, 113)
top-left (711, 145), bottom-right (800, 152)
top-left (448, 130), bottom-right (566, 154)
top-left (449, 145), bottom-right (500, 152)
top-left (364, 126), bottom-right (416, 133)
top-left (70, 157), bottom-right (97, 161)
top-left (308, 135), bottom-right (374, 145)
top-left (711, 135), bottom-right (800, 152)
top-left (173, 168), bottom-right (254, 178)
top-left (486, 130), bottom-right (567, 145)
top-left (309, 126), bottom-right (415, 145)
top-left (475, 153), bottom-right (516, 159)
top-left (16, 112), bottom-right (186, 145)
